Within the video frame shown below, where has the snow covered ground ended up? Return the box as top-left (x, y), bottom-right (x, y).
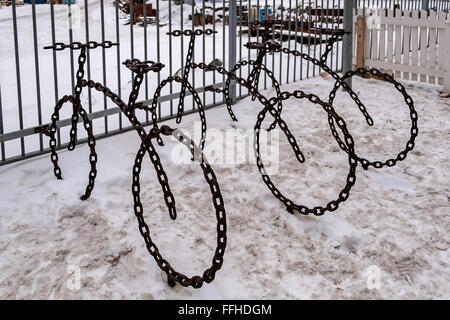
top-left (0, 74), bottom-right (448, 299)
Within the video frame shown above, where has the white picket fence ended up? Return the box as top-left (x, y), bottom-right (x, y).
top-left (352, 8), bottom-right (450, 94)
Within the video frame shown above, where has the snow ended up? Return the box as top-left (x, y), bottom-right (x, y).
top-left (0, 72), bottom-right (449, 299)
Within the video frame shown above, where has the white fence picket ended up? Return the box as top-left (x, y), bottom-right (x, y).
top-left (429, 10), bottom-right (437, 84)
top-left (353, 7), bottom-right (449, 92)
top-left (394, 9), bottom-right (402, 78)
top-left (411, 11), bottom-right (419, 81)
top-left (386, 9), bottom-right (394, 75)
top-left (402, 12), bottom-right (412, 80)
top-left (419, 10), bottom-right (428, 83)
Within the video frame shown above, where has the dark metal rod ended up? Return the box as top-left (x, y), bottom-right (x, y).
top-left (144, 0), bottom-right (149, 122)
top-left (11, 0), bottom-right (25, 156)
top-left (115, 0), bottom-right (122, 130)
top-left (300, 0), bottom-right (305, 79)
top-left (212, 0), bottom-right (217, 104)
top-left (280, 0), bottom-right (284, 83)
top-left (85, 0), bottom-right (93, 114)
top-left (293, 0), bottom-right (299, 81)
top-left (50, 0), bottom-right (61, 146)
top-left (287, 0), bottom-right (292, 83)
top-left (101, 0), bottom-right (108, 133)
top-left (202, 0), bottom-right (206, 106)
top-left (68, 0), bottom-right (75, 96)
top-left (0, 84), bottom-right (5, 161)
top-left (229, 0), bottom-right (237, 103)
top-left (169, 0), bottom-right (174, 116)
top-left (156, 0), bottom-right (161, 118)
top-left (191, 0), bottom-right (195, 110)
top-left (32, 0), bottom-right (43, 151)
top-left (342, 0), bottom-right (353, 88)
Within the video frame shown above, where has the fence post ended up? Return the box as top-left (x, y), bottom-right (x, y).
top-left (342, 0), bottom-right (353, 89)
top-left (422, 0), bottom-right (430, 12)
top-left (356, 16), bottom-right (366, 69)
top-left (228, 0), bottom-right (237, 103)
top-left (444, 22), bottom-right (450, 95)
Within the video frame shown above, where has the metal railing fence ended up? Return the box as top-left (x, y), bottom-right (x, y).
top-left (4, 1), bottom-right (443, 166)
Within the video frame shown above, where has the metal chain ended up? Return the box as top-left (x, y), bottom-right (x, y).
top-left (45, 48), bottom-right (227, 288)
top-left (43, 40), bottom-right (119, 51)
top-left (132, 126), bottom-right (227, 288)
top-left (67, 46), bottom-right (87, 151)
top-left (327, 68), bottom-right (418, 169)
top-left (42, 28), bottom-right (419, 289)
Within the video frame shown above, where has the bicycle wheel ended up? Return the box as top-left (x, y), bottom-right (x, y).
top-left (131, 126), bottom-right (227, 288)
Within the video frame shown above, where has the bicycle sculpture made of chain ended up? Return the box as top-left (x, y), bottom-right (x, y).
top-left (203, 20), bottom-right (418, 216)
top-left (38, 24), bottom-right (418, 288)
top-left (39, 37), bottom-right (226, 289)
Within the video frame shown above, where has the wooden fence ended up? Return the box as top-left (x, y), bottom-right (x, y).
top-left (352, 8), bottom-right (450, 94)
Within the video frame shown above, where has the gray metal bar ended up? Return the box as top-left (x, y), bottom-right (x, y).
top-left (239, 0), bottom-right (243, 96)
top-left (101, 0), bottom-right (108, 133)
top-left (157, 0), bottom-right (161, 118)
top-left (191, 0), bottom-right (195, 111)
top-left (168, 0), bottom-right (174, 116)
top-left (287, 0), bottom-right (292, 83)
top-left (229, 0), bottom-right (238, 103)
top-left (144, 0), bottom-right (149, 122)
top-left (318, 0), bottom-right (324, 74)
top-left (31, 0), bottom-right (43, 151)
top-left (423, 0), bottom-right (430, 11)
top-left (181, 0), bottom-right (184, 108)
top-left (202, 0), bottom-right (206, 106)
top-left (280, 0), bottom-right (284, 83)
top-left (85, 0), bottom-right (93, 114)
top-left (50, 0), bottom-right (61, 146)
top-left (115, 0), bottom-right (122, 130)
top-left (336, 0), bottom-right (341, 71)
top-left (311, 0), bottom-right (317, 77)
top-left (306, 0), bottom-right (312, 78)
top-left (342, 0), bottom-right (353, 88)
top-left (264, 0), bottom-right (268, 89)
top-left (293, 0), bottom-right (299, 81)
top-left (68, 0), bottom-right (75, 96)
top-left (223, 0), bottom-right (226, 84)
top-left (11, 0), bottom-right (25, 156)
top-left (249, 0), bottom-right (252, 80)
top-left (264, 0), bottom-right (269, 90)
top-left (130, 0), bottom-right (135, 93)
top-left (272, 0), bottom-right (276, 80)
top-left (0, 84), bottom-right (4, 160)
top-left (0, 80), bottom-right (237, 144)
top-left (300, 0), bottom-right (305, 79)
top-left (212, 0), bottom-right (217, 104)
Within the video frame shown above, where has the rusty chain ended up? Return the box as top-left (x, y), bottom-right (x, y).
top-left (40, 26), bottom-right (419, 289)
top-left (42, 40), bottom-right (226, 289)
top-left (191, 29), bottom-right (418, 216)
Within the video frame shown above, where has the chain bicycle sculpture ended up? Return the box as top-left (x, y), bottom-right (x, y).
top-left (39, 38), bottom-right (226, 289)
top-left (203, 20), bottom-right (418, 215)
top-left (38, 24), bottom-right (418, 288)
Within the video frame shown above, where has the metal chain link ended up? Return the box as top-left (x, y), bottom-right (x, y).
top-left (44, 47), bottom-right (227, 288)
top-left (42, 28), bottom-right (419, 289)
top-left (327, 68), bottom-right (418, 169)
